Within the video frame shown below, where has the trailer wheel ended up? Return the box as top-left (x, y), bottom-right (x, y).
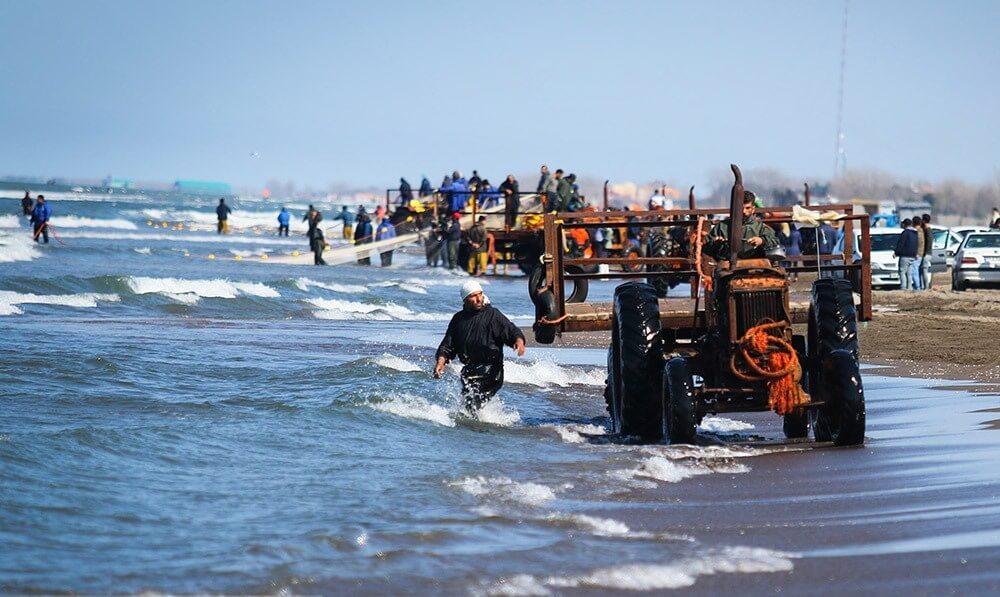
top-left (645, 231), bottom-right (682, 297)
top-left (812, 350), bottom-right (866, 446)
top-left (662, 357), bottom-right (696, 444)
top-left (532, 290), bottom-right (558, 344)
top-left (808, 278), bottom-right (863, 443)
top-left (622, 246), bottom-right (642, 273)
top-left (613, 282), bottom-right (663, 441)
top-left (528, 264), bottom-right (589, 304)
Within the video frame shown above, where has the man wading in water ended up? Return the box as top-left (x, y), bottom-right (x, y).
top-left (434, 280), bottom-right (526, 413)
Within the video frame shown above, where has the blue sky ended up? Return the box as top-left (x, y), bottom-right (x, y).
top-left (1, 0), bottom-right (997, 189)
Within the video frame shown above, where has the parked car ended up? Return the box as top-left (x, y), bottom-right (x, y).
top-left (833, 228), bottom-right (903, 289)
top-left (946, 226), bottom-right (991, 266)
top-left (951, 232), bottom-right (1000, 291)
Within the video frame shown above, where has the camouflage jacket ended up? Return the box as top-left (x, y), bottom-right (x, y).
top-left (706, 215), bottom-right (779, 260)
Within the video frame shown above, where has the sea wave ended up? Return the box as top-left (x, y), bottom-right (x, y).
top-left (49, 216), bottom-right (138, 230)
top-left (450, 476), bottom-right (559, 507)
top-left (0, 233), bottom-right (43, 263)
top-left (294, 278), bottom-right (369, 294)
top-left (308, 297), bottom-right (451, 321)
top-left (124, 276), bottom-right (280, 302)
top-left (368, 393), bottom-right (455, 428)
top-left (504, 360), bottom-right (606, 388)
top-left (0, 290), bottom-right (120, 316)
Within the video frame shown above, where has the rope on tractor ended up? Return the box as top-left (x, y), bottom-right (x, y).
top-left (692, 216), bottom-right (712, 293)
top-left (729, 321), bottom-right (810, 415)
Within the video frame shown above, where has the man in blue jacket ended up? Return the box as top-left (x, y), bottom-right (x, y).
top-left (277, 207), bottom-right (290, 236)
top-left (332, 206), bottom-right (356, 240)
top-left (893, 218), bottom-right (919, 290)
top-left (375, 216), bottom-right (397, 266)
top-left (30, 195), bottom-right (52, 243)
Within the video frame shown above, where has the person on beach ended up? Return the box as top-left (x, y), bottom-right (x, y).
top-left (375, 216), bottom-right (397, 266)
top-left (466, 215), bottom-right (488, 276)
top-left (354, 210), bottom-right (374, 265)
top-left (499, 174), bottom-right (520, 231)
top-left (893, 218), bottom-right (918, 291)
top-left (277, 207), bottom-right (290, 236)
top-left (912, 217), bottom-right (926, 290)
top-left (21, 191), bottom-right (33, 216)
top-left (332, 206), bottom-right (356, 241)
top-left (921, 213), bottom-right (934, 289)
top-left (309, 224), bottom-right (327, 265)
top-left (705, 191), bottom-right (778, 260)
top-left (536, 165), bottom-right (550, 200)
top-left (399, 178), bottom-right (413, 205)
top-left (434, 280), bottom-right (526, 413)
top-left (419, 176), bottom-right (433, 198)
top-left (445, 211), bottom-right (462, 269)
top-left (30, 195), bottom-right (52, 243)
top-left (544, 169), bottom-right (562, 213)
top-left (216, 198), bottom-right (232, 234)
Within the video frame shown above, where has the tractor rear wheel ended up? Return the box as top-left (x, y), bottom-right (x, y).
top-left (807, 278), bottom-right (865, 445)
top-left (613, 282), bottom-right (663, 441)
top-left (662, 357), bottom-right (696, 444)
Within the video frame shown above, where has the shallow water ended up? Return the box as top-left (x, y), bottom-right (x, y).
top-left (2, 189), bottom-right (999, 594)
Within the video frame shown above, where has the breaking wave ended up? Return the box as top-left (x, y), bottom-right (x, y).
top-left (367, 393), bottom-right (455, 428)
top-left (125, 276), bottom-right (280, 303)
top-left (0, 290), bottom-right (120, 316)
top-left (504, 360), bottom-right (606, 388)
top-left (308, 297), bottom-right (451, 321)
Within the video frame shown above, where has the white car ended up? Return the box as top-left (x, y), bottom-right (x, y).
top-left (952, 232), bottom-right (1000, 291)
top-left (942, 226), bottom-right (988, 266)
top-left (833, 228), bottom-right (904, 289)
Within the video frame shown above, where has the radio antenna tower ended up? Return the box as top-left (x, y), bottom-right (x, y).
top-left (833, 0), bottom-right (849, 179)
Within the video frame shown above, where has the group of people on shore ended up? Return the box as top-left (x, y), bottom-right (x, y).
top-left (893, 214), bottom-right (936, 290)
top-left (303, 204), bottom-right (397, 267)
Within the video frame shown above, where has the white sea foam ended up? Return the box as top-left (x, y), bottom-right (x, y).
top-left (372, 354), bottom-right (423, 372)
top-left (450, 476), bottom-right (558, 506)
top-left (0, 215), bottom-right (22, 229)
top-left (134, 207), bottom-right (314, 232)
top-left (295, 278), bottom-right (368, 294)
top-left (308, 297), bottom-right (450, 321)
top-left (546, 423), bottom-right (608, 444)
top-left (485, 574), bottom-right (551, 597)
top-left (546, 513), bottom-right (632, 537)
top-left (49, 215), bottom-right (138, 230)
top-left (133, 247), bottom-right (152, 255)
top-left (0, 291), bottom-right (119, 316)
top-left (125, 276), bottom-right (279, 302)
top-left (474, 397), bottom-right (521, 427)
top-left (53, 230), bottom-right (307, 246)
top-left (503, 360), bottom-right (606, 388)
top-left (0, 233), bottom-right (43, 263)
top-left (541, 546), bottom-right (797, 590)
top-left (368, 393), bottom-right (455, 427)
top-left (698, 415), bottom-right (755, 433)
top-left (371, 280), bottom-right (429, 294)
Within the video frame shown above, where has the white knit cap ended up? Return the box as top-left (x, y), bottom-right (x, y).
top-left (460, 280), bottom-right (484, 300)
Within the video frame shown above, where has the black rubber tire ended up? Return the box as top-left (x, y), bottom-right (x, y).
top-left (604, 339), bottom-right (619, 423)
top-left (808, 278), bottom-right (861, 442)
top-left (952, 276), bottom-right (967, 292)
top-left (812, 350), bottom-right (866, 446)
top-left (622, 246), bottom-right (642, 273)
top-left (613, 282), bottom-right (663, 441)
top-left (809, 278), bottom-right (859, 362)
top-left (532, 290), bottom-right (558, 344)
top-left (528, 265), bottom-right (589, 304)
top-left (645, 231), bottom-right (670, 297)
top-left (662, 357), bottom-right (696, 444)
top-left (783, 335), bottom-right (810, 438)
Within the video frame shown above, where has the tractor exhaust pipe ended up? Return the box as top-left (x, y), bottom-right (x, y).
top-left (729, 164), bottom-right (744, 264)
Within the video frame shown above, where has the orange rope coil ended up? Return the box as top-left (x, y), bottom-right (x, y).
top-left (729, 321), bottom-right (810, 415)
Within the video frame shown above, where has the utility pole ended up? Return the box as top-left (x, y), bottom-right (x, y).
top-left (833, 0), bottom-right (849, 179)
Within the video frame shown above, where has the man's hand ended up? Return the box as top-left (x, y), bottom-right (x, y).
top-left (514, 338), bottom-right (526, 357)
top-left (433, 357), bottom-right (447, 379)
top-left (748, 236), bottom-right (763, 248)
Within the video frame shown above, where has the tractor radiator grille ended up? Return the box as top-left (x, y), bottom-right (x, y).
top-left (734, 290), bottom-right (784, 336)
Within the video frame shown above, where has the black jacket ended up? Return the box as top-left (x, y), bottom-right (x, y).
top-left (436, 304), bottom-right (525, 365)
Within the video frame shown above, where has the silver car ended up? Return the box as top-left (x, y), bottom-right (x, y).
top-left (952, 232), bottom-right (1000, 291)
